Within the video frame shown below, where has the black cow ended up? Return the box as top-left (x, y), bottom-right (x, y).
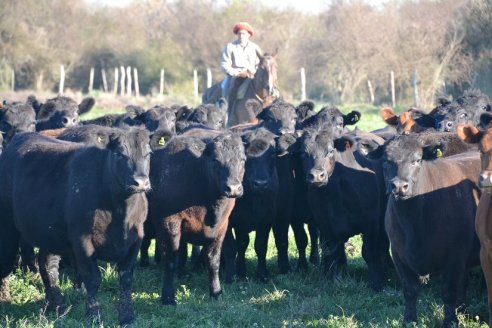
top-left (0, 128), bottom-right (156, 326)
top-left (222, 127), bottom-right (279, 282)
top-left (28, 95), bottom-right (95, 131)
top-left (176, 100), bottom-right (228, 133)
top-left (295, 128), bottom-right (388, 290)
top-left (382, 134), bottom-right (480, 326)
top-left (83, 105), bottom-right (177, 133)
top-left (0, 101), bottom-right (36, 145)
top-left (148, 132), bottom-right (246, 304)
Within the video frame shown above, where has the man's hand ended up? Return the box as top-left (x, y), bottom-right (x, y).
top-left (237, 70), bottom-right (250, 78)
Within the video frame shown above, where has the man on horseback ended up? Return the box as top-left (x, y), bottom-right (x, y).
top-left (221, 22), bottom-right (262, 115)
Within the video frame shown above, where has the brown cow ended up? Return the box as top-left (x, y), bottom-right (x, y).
top-left (457, 114), bottom-right (492, 327)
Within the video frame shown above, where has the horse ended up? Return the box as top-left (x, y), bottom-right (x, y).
top-left (202, 52), bottom-right (280, 127)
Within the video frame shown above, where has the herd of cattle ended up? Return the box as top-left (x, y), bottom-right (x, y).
top-left (1, 90), bottom-right (492, 326)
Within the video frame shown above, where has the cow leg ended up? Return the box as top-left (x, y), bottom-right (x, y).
top-left (254, 226), bottom-right (270, 282)
top-left (73, 249), bottom-right (102, 324)
top-left (480, 247), bottom-right (492, 327)
top-left (441, 262), bottom-right (467, 327)
top-left (206, 233), bottom-right (226, 299)
top-left (391, 249), bottom-right (420, 324)
top-left (177, 240), bottom-right (188, 276)
top-left (20, 240), bottom-right (37, 273)
top-left (361, 234), bottom-right (384, 291)
top-left (222, 228), bottom-right (237, 283)
top-left (38, 249), bottom-right (65, 312)
top-left (139, 235), bottom-right (151, 267)
top-left (235, 230), bottom-right (249, 280)
top-left (272, 219), bottom-right (291, 274)
top-left (0, 221), bottom-right (19, 303)
top-left (291, 220), bottom-right (308, 272)
top-left (154, 242), bottom-right (162, 264)
top-left (160, 230), bottom-right (180, 305)
top-left (190, 245), bottom-right (204, 271)
top-left (116, 241), bottom-right (140, 326)
top-left (319, 232), bottom-right (346, 278)
top-left (308, 222), bottom-right (320, 265)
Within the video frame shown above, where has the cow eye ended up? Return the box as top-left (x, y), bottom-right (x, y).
top-left (411, 159), bottom-right (421, 166)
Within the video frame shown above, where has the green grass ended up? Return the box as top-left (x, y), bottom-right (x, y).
top-left (1, 232), bottom-right (489, 327)
top-left (1, 105), bottom-right (489, 327)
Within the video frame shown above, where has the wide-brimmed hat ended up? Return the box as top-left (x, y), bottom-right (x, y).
top-left (233, 22), bottom-right (254, 37)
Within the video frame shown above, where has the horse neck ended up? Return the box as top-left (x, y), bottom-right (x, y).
top-left (252, 68), bottom-right (275, 107)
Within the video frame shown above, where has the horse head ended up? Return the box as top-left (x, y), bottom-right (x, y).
top-left (254, 51), bottom-right (280, 104)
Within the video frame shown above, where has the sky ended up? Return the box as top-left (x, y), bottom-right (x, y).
top-left (84, 0), bottom-right (392, 14)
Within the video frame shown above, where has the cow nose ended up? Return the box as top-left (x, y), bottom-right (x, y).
top-left (479, 172), bottom-right (492, 189)
top-left (307, 169), bottom-right (327, 184)
top-left (225, 184), bottom-right (243, 198)
top-left (134, 176), bottom-right (151, 192)
top-left (391, 179), bottom-right (410, 197)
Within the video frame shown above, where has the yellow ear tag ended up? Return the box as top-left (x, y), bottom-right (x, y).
top-left (159, 137), bottom-right (166, 146)
top-left (436, 148), bottom-right (443, 158)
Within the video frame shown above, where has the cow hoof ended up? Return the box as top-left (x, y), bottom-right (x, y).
top-left (161, 296), bottom-right (177, 306)
top-left (210, 290), bottom-right (222, 300)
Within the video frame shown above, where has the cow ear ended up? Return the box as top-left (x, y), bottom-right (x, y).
top-left (276, 132), bottom-right (298, 156)
top-left (356, 137), bottom-right (382, 157)
top-left (78, 97), bottom-right (95, 116)
top-left (37, 102), bottom-right (56, 119)
top-left (457, 124), bottom-right (482, 144)
top-left (334, 135), bottom-right (355, 152)
top-left (125, 105), bottom-right (145, 119)
top-left (380, 107), bottom-right (398, 126)
top-left (422, 144), bottom-right (444, 160)
top-left (150, 129), bottom-right (173, 150)
top-left (26, 95), bottom-right (42, 113)
top-left (343, 111), bottom-right (361, 126)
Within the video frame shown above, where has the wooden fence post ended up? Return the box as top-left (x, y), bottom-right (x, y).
top-left (101, 69), bottom-right (108, 93)
top-left (300, 67), bottom-right (306, 101)
top-left (390, 70), bottom-right (395, 108)
top-left (367, 79), bottom-right (375, 104)
top-left (88, 67), bottom-right (94, 94)
top-left (413, 68), bottom-right (420, 107)
top-left (133, 67), bottom-right (140, 98)
top-left (10, 68), bottom-right (14, 92)
top-left (37, 72), bottom-right (44, 91)
top-left (120, 66), bottom-right (126, 96)
top-left (193, 69), bottom-right (198, 98)
top-left (159, 69), bottom-right (165, 97)
top-left (207, 68), bottom-right (212, 89)
top-left (59, 65), bottom-right (65, 95)
top-left (126, 66), bottom-right (132, 96)
top-left (114, 67), bottom-right (119, 95)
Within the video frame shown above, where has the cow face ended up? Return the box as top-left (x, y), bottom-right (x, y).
top-left (457, 89), bottom-right (492, 126)
top-left (34, 96), bottom-right (95, 129)
top-left (299, 129), bottom-right (353, 187)
top-left (257, 100), bottom-right (297, 135)
top-left (381, 107), bottom-right (434, 134)
top-left (300, 106), bottom-right (360, 137)
top-left (189, 104), bottom-right (226, 130)
top-left (457, 114), bottom-right (492, 190)
top-left (0, 102), bottom-right (36, 145)
top-left (242, 128), bottom-right (278, 192)
top-left (205, 133), bottom-right (246, 198)
top-left (140, 106), bottom-right (177, 132)
top-left (104, 129), bottom-right (152, 194)
top-left (434, 103), bottom-right (468, 132)
top-left (383, 134), bottom-right (441, 200)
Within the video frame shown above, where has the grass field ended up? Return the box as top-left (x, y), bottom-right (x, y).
top-left (0, 101), bottom-right (489, 327)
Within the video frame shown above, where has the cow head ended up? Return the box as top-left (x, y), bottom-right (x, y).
top-left (457, 112), bottom-right (492, 190)
top-left (299, 106), bottom-right (360, 137)
top-left (383, 134), bottom-right (442, 200)
top-left (32, 95), bottom-right (95, 130)
top-left (189, 103), bottom-right (227, 131)
top-left (257, 99), bottom-right (297, 135)
top-left (0, 101), bottom-right (36, 145)
top-left (381, 107), bottom-right (435, 134)
top-left (204, 133), bottom-right (246, 198)
top-left (137, 106), bottom-right (177, 132)
top-left (241, 128), bottom-right (278, 193)
top-left (298, 128), bottom-right (354, 187)
top-left (98, 128), bottom-right (153, 194)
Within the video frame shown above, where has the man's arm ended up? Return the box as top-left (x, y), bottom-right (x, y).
top-left (221, 43), bottom-right (242, 77)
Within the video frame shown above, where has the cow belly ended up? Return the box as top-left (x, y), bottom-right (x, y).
top-left (94, 229), bottom-right (140, 262)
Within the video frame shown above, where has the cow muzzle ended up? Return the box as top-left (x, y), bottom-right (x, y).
top-left (479, 170), bottom-right (492, 191)
top-left (390, 178), bottom-right (410, 200)
top-left (307, 169), bottom-right (328, 187)
top-left (129, 176), bottom-right (151, 193)
top-left (225, 183), bottom-right (243, 198)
